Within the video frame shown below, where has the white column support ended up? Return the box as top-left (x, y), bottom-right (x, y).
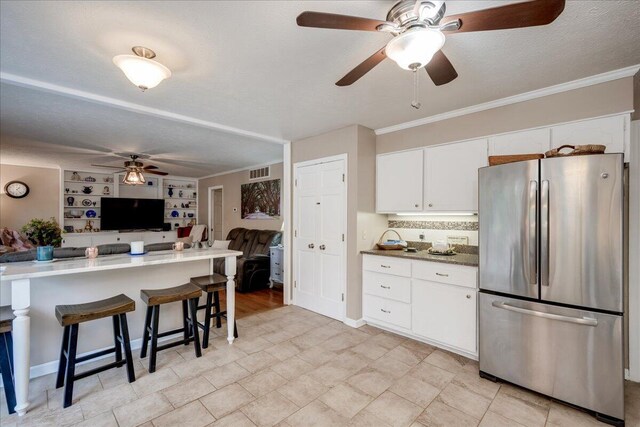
top-left (225, 255), bottom-right (237, 344)
top-left (11, 278), bottom-right (31, 416)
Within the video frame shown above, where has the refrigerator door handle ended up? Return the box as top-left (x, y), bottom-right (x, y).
top-left (491, 301), bottom-right (598, 326)
top-left (540, 180), bottom-right (550, 287)
top-left (528, 181), bottom-right (537, 285)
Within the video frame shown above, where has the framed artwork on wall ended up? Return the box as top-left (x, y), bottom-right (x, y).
top-left (241, 179), bottom-right (281, 220)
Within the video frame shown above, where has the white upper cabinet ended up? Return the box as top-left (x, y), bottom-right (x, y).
top-left (488, 128), bottom-right (551, 155)
top-left (424, 139), bottom-right (487, 212)
top-left (376, 149), bottom-right (424, 213)
top-left (551, 115), bottom-right (627, 157)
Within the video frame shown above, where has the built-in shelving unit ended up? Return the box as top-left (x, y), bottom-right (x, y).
top-left (62, 169), bottom-right (115, 233)
top-left (163, 177), bottom-right (198, 230)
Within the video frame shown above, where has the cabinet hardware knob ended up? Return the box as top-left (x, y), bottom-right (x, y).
top-left (275, 262), bottom-right (280, 266)
top-left (381, 265), bottom-right (391, 268)
top-left (415, 204), bottom-right (419, 207)
top-left (428, 203), bottom-right (433, 207)
top-left (308, 243), bottom-right (315, 249)
top-left (319, 245), bottom-right (326, 250)
top-left (380, 309), bottom-right (391, 314)
top-left (380, 285), bottom-right (390, 289)
top-left (435, 272), bottom-right (449, 277)
top-left (466, 295), bottom-right (471, 299)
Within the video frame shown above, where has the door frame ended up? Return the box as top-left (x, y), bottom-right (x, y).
top-left (292, 153), bottom-right (348, 321)
top-left (207, 185), bottom-right (224, 241)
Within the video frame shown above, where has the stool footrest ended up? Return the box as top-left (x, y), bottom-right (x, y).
top-left (74, 347), bottom-right (116, 364)
top-left (74, 360), bottom-right (125, 381)
top-left (156, 337), bottom-right (194, 352)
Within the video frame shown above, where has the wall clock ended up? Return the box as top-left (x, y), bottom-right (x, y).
top-left (4, 180), bottom-right (30, 199)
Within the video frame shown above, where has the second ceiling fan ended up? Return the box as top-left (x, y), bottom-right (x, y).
top-left (297, 0), bottom-right (566, 87)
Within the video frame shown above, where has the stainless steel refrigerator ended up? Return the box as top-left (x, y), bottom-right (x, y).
top-left (478, 154), bottom-right (624, 426)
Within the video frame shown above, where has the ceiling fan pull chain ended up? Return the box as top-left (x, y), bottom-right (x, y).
top-left (411, 68), bottom-right (421, 109)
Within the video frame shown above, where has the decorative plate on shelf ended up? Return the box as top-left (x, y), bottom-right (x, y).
top-left (171, 210), bottom-right (179, 218)
top-left (82, 199), bottom-right (92, 206)
top-left (86, 209), bottom-right (97, 218)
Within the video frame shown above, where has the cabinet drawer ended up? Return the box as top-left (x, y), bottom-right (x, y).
top-left (363, 255), bottom-right (411, 277)
top-left (363, 271), bottom-right (411, 303)
top-left (363, 294), bottom-right (411, 330)
top-left (412, 261), bottom-right (477, 289)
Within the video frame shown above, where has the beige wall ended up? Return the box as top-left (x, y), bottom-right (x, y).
top-left (0, 163), bottom-right (60, 230)
top-left (198, 163), bottom-right (283, 237)
top-left (291, 125), bottom-right (387, 321)
top-left (378, 77), bottom-right (635, 153)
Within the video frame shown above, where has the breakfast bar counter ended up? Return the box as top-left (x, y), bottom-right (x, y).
top-left (0, 248), bottom-right (242, 416)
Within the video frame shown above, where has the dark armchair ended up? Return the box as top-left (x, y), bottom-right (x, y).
top-left (213, 228), bottom-right (282, 293)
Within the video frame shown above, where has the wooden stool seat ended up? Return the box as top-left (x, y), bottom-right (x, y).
top-left (0, 305), bottom-right (14, 334)
top-left (190, 273), bottom-right (227, 293)
top-left (55, 294), bottom-right (135, 327)
top-left (0, 305), bottom-right (16, 414)
top-left (140, 283), bottom-right (202, 306)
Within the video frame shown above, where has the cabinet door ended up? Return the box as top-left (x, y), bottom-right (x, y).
top-left (412, 279), bottom-right (477, 354)
top-left (376, 149), bottom-right (424, 212)
top-left (488, 128), bottom-right (551, 155)
top-left (61, 235), bottom-right (92, 248)
top-left (551, 115), bottom-right (626, 156)
top-left (424, 139), bottom-right (487, 212)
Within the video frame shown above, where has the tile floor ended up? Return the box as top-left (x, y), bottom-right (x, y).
top-left (1, 305), bottom-right (638, 427)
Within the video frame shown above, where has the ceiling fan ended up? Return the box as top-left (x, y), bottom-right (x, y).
top-left (296, 0), bottom-right (566, 88)
top-left (92, 154), bottom-right (168, 185)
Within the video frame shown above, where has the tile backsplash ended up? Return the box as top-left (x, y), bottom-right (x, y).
top-left (386, 215), bottom-right (478, 246)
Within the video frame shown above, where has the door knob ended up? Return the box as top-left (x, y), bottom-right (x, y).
top-left (308, 243), bottom-right (315, 249)
top-left (319, 245), bottom-right (326, 250)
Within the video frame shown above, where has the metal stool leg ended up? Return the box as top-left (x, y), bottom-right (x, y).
top-left (118, 313), bottom-right (136, 383)
top-left (189, 298), bottom-right (202, 358)
top-left (149, 306), bottom-right (160, 373)
top-left (0, 332), bottom-right (16, 414)
top-left (202, 292), bottom-right (213, 349)
top-left (55, 326), bottom-right (70, 388)
top-left (140, 306), bottom-right (152, 358)
top-left (63, 324), bottom-right (79, 408)
top-left (112, 315), bottom-right (122, 365)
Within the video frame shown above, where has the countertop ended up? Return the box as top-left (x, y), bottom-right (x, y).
top-left (361, 249), bottom-right (479, 267)
top-left (0, 248), bottom-right (243, 281)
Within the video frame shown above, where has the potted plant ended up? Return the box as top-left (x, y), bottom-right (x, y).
top-left (21, 218), bottom-right (62, 261)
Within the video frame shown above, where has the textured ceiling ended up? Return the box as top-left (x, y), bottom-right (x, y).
top-left (1, 1), bottom-right (639, 175)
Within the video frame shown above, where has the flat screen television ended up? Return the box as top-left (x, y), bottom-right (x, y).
top-left (101, 198), bottom-right (165, 231)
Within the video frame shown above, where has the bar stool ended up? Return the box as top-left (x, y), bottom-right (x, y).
top-left (55, 294), bottom-right (136, 408)
top-left (0, 306), bottom-right (16, 414)
top-left (190, 273), bottom-right (238, 348)
top-left (140, 284), bottom-right (202, 373)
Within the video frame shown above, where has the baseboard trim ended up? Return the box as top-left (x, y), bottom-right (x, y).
top-left (343, 317), bottom-right (366, 328)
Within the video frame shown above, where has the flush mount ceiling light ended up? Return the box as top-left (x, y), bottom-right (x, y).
top-left (113, 46), bottom-right (171, 91)
top-left (385, 27), bottom-right (445, 71)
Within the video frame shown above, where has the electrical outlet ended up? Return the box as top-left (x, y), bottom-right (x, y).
top-left (419, 231), bottom-right (426, 241)
top-left (362, 230), bottom-right (368, 240)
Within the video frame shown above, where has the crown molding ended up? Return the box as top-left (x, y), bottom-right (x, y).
top-left (197, 161), bottom-right (282, 180)
top-left (0, 72), bottom-right (290, 145)
top-left (375, 64), bottom-right (640, 136)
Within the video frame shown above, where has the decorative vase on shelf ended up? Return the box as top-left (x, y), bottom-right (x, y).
top-left (168, 187), bottom-right (174, 197)
top-left (179, 190), bottom-right (183, 198)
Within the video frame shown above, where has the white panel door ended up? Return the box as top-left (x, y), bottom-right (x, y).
top-left (412, 279), bottom-right (477, 354)
top-left (424, 139), bottom-right (487, 212)
top-left (294, 159), bottom-right (346, 320)
top-left (376, 149), bottom-right (424, 213)
top-left (488, 128), bottom-right (551, 155)
top-left (551, 115), bottom-right (626, 155)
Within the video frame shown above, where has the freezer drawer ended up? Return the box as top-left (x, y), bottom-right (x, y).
top-left (479, 293), bottom-right (624, 420)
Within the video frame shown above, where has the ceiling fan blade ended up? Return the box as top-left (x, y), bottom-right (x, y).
top-left (91, 164), bottom-right (126, 169)
top-left (297, 11), bottom-right (391, 31)
top-left (144, 170), bottom-right (169, 176)
top-left (425, 50), bottom-right (458, 86)
top-left (336, 46), bottom-right (387, 87)
top-left (441, 0), bottom-right (565, 33)
top-left (143, 165), bottom-right (159, 170)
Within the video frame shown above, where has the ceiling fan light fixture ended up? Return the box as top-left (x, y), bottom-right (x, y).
top-left (385, 27), bottom-right (445, 70)
top-left (123, 169), bottom-right (146, 185)
top-left (113, 47), bottom-right (171, 91)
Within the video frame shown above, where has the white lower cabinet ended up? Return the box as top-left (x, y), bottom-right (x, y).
top-left (61, 231), bottom-right (177, 247)
top-left (412, 279), bottom-right (477, 354)
top-left (363, 254), bottom-right (478, 358)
